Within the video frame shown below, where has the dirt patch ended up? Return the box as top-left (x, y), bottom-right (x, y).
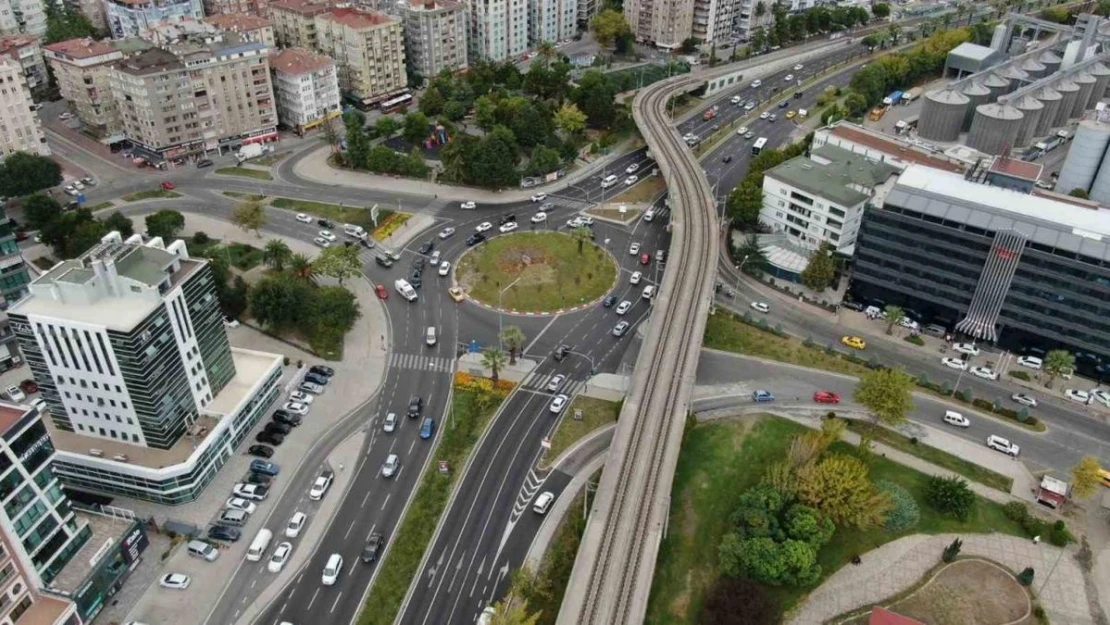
top-left (892, 559), bottom-right (1031, 625)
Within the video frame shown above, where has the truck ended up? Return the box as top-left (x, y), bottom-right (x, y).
top-left (236, 143), bottom-right (272, 162)
top-left (703, 106), bottom-right (719, 121)
top-left (1035, 136), bottom-right (1063, 153)
top-left (869, 107), bottom-right (887, 121)
top-left (902, 87), bottom-right (922, 104)
top-left (882, 90), bottom-right (903, 107)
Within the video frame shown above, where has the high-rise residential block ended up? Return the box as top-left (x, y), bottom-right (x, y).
top-left (270, 0), bottom-right (337, 49)
top-left (104, 0), bottom-right (204, 39)
top-left (0, 0), bottom-right (45, 38)
top-left (401, 0), bottom-right (467, 78)
top-left (270, 47), bottom-right (340, 133)
top-left (0, 58), bottom-right (47, 158)
top-left (43, 38), bottom-right (126, 141)
top-left (467, 0), bottom-right (528, 62)
top-left (733, 0), bottom-right (772, 43)
top-left (692, 0), bottom-right (735, 44)
top-left (528, 0), bottom-right (575, 47)
top-left (205, 13), bottom-right (277, 48)
top-left (8, 231), bottom-right (283, 503)
top-left (315, 7), bottom-right (406, 106)
top-left (0, 206), bottom-right (30, 373)
top-left (0, 35), bottom-right (44, 92)
top-left (625, 0), bottom-right (692, 49)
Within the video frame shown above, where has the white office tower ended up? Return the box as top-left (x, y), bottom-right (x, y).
top-left (468, 0), bottom-right (528, 61)
top-left (625, 0), bottom-right (693, 48)
top-left (529, 0), bottom-right (575, 46)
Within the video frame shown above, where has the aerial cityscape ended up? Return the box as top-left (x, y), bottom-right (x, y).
top-left (0, 0), bottom-right (1106, 622)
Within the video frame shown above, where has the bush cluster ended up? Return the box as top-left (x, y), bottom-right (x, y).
top-left (1003, 502), bottom-right (1074, 546)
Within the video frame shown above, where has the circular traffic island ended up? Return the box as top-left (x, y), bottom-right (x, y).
top-left (455, 231), bottom-right (617, 313)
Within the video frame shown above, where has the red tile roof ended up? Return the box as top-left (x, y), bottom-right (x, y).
top-left (205, 13), bottom-right (273, 31)
top-left (0, 403), bottom-right (29, 436)
top-left (44, 37), bottom-right (117, 59)
top-left (869, 607), bottom-right (924, 625)
top-left (989, 156), bottom-right (1043, 182)
top-left (319, 7), bottom-right (396, 28)
top-left (270, 47), bottom-right (332, 75)
top-left (830, 124), bottom-right (964, 173)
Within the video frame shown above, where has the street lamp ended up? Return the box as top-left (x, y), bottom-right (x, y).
top-left (735, 254), bottom-right (750, 294)
top-left (497, 276), bottom-right (524, 349)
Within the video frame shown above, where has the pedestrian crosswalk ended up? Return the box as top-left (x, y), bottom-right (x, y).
top-left (388, 353), bottom-right (454, 373)
top-left (520, 370), bottom-right (586, 397)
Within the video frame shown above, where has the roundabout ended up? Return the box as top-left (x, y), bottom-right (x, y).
top-left (455, 231), bottom-right (619, 314)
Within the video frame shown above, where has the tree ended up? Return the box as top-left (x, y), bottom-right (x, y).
top-left (883, 304), bottom-right (904, 335)
top-left (344, 113), bottom-right (370, 168)
top-left (311, 245), bottom-right (361, 284)
top-left (1068, 187), bottom-right (1089, 199)
top-left (231, 201), bottom-right (267, 236)
top-left (403, 111), bottom-right (430, 146)
top-left (44, 6), bottom-right (97, 44)
top-left (21, 193), bottom-right (62, 231)
top-left (1043, 349), bottom-right (1075, 389)
top-left (942, 537), bottom-right (962, 562)
top-left (488, 598), bottom-right (540, 625)
top-left (680, 37), bottom-right (700, 54)
top-left (1069, 455), bottom-right (1103, 499)
top-left (248, 274), bottom-right (310, 330)
top-left (843, 91), bottom-right (869, 117)
top-left (878, 480), bottom-right (920, 531)
top-left (700, 577), bottom-right (782, 625)
top-left (924, 475), bottom-right (975, 521)
top-left (571, 71), bottom-right (618, 129)
top-left (263, 239), bottom-right (292, 271)
top-left (872, 2), bottom-right (890, 18)
top-left (726, 180), bottom-right (763, 226)
top-left (419, 87), bottom-right (445, 117)
top-left (719, 535), bottom-right (822, 587)
top-left (0, 153), bottom-right (63, 197)
top-left (854, 368), bottom-right (915, 428)
top-left (103, 212), bottom-right (134, 238)
top-left (481, 348), bottom-right (508, 384)
top-left (554, 102), bottom-right (588, 136)
top-left (304, 285), bottom-right (361, 347)
top-left (375, 115), bottom-right (400, 139)
top-left (289, 253), bottom-right (314, 280)
top-left (144, 209), bottom-right (185, 241)
top-left (570, 226), bottom-right (593, 254)
top-left (800, 243), bottom-right (836, 292)
top-left (526, 146), bottom-right (562, 177)
top-left (500, 326), bottom-right (526, 365)
top-left (794, 453), bottom-right (891, 528)
top-left (590, 9), bottom-right (630, 48)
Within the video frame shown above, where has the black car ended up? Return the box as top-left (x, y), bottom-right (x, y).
top-left (411, 257), bottom-right (426, 271)
top-left (499, 214), bottom-right (516, 224)
top-left (247, 445), bottom-right (273, 458)
top-left (778, 100), bottom-right (789, 108)
top-left (318, 219), bottom-right (334, 228)
top-left (417, 240), bottom-right (434, 255)
top-left (310, 365), bottom-right (335, 377)
top-left (723, 155), bottom-right (732, 163)
top-left (375, 255), bottom-right (394, 268)
top-left (207, 525), bottom-right (241, 542)
top-left (794, 90), bottom-right (804, 99)
top-left (840, 300), bottom-right (865, 312)
top-left (603, 295), bottom-right (617, 308)
top-left (273, 412), bottom-right (301, 427)
top-left (407, 395), bottom-right (423, 418)
top-left (466, 233), bottom-right (486, 246)
top-left (247, 472), bottom-right (273, 485)
top-left (410, 272), bottom-right (423, 289)
top-left (553, 344), bottom-right (570, 361)
top-left (304, 373), bottom-right (329, 386)
top-left (265, 421), bottom-right (292, 435)
top-left (256, 431), bottom-right (284, 446)
top-left (362, 533), bottom-right (386, 563)
top-left (196, 159), bottom-right (214, 168)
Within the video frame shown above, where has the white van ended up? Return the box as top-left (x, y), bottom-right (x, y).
top-left (643, 209), bottom-right (655, 222)
top-left (247, 529), bottom-right (273, 562)
top-left (187, 540), bottom-right (220, 562)
top-left (426, 326), bottom-right (437, 346)
top-left (343, 224), bottom-right (366, 239)
top-left (394, 279), bottom-right (418, 302)
top-left (322, 553), bottom-right (343, 585)
top-left (600, 174), bottom-right (619, 188)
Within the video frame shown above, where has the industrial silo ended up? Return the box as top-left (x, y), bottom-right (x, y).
top-left (983, 73), bottom-right (1011, 99)
top-left (919, 89), bottom-right (970, 142)
top-left (967, 103), bottom-right (1024, 155)
top-left (1071, 72), bottom-right (1097, 117)
top-left (1055, 116), bottom-right (1110, 196)
top-left (1088, 62), bottom-right (1110, 103)
top-left (998, 65), bottom-right (1029, 93)
top-left (1013, 95), bottom-right (1045, 147)
top-left (1021, 57), bottom-right (1046, 80)
top-left (1034, 86), bottom-right (1063, 136)
top-left (961, 81), bottom-right (992, 131)
top-left (1054, 79), bottom-right (1080, 127)
top-left (1040, 50), bottom-right (1063, 76)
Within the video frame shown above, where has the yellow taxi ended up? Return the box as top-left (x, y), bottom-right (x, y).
top-left (448, 287), bottom-right (466, 302)
top-left (841, 335), bottom-right (866, 350)
top-left (786, 110), bottom-right (797, 120)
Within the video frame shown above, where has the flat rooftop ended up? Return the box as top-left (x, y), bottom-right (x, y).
top-left (48, 512), bottom-right (130, 595)
top-left (206, 348), bottom-right (280, 415)
top-left (11, 593), bottom-right (71, 625)
top-left (0, 403), bottom-right (27, 435)
top-left (826, 123), bottom-right (965, 173)
top-left (768, 145), bottom-right (898, 206)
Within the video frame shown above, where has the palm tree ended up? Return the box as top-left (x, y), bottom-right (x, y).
top-left (883, 305), bottom-right (904, 336)
top-left (482, 348), bottom-right (508, 384)
top-left (570, 226), bottom-right (592, 254)
top-left (289, 253), bottom-right (314, 280)
top-left (536, 41), bottom-right (556, 66)
top-left (263, 239), bottom-right (292, 271)
top-left (500, 326), bottom-right (527, 365)
top-left (1043, 349), bottom-right (1076, 389)
top-left (733, 234), bottom-right (768, 277)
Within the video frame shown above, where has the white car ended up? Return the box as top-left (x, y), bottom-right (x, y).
top-left (383, 412), bottom-right (397, 433)
top-left (1017, 355), bottom-right (1043, 370)
top-left (970, 366), bottom-right (998, 380)
top-left (530, 193), bottom-right (547, 202)
top-left (64, 186), bottom-right (78, 196)
top-left (744, 102), bottom-right (756, 111)
top-left (295, 213), bottom-right (312, 224)
top-left (225, 497), bottom-right (257, 515)
top-left (897, 317), bottom-right (918, 330)
top-left (567, 217), bottom-right (585, 229)
top-left (533, 491), bottom-right (554, 515)
top-left (1065, 389), bottom-right (1091, 404)
top-left (736, 126), bottom-right (749, 136)
top-left (438, 261), bottom-right (451, 276)
top-left (460, 201), bottom-right (477, 210)
top-left (751, 79), bottom-right (762, 88)
top-left (268, 542), bottom-right (293, 573)
top-left (318, 230), bottom-right (336, 242)
top-left (285, 512), bottom-right (307, 538)
top-left (299, 381), bottom-right (324, 394)
top-left (1092, 389), bottom-right (1110, 407)
top-left (626, 163), bottom-right (640, 174)
top-left (624, 175), bottom-right (639, 186)
top-left (579, 216), bottom-right (594, 227)
top-left (382, 454), bottom-right (400, 478)
top-left (1011, 393), bottom-right (1038, 408)
top-left (629, 242), bottom-right (641, 255)
top-left (499, 221), bottom-right (519, 234)
top-left (759, 111), bottom-right (770, 120)
top-left (750, 301), bottom-right (770, 314)
top-left (941, 357), bottom-right (967, 371)
top-left (986, 435), bottom-right (1020, 457)
top-left (313, 237), bottom-right (331, 248)
top-left (546, 374), bottom-right (566, 392)
top-left (309, 471), bottom-right (333, 500)
top-left (5, 386), bottom-right (25, 402)
top-left (475, 222), bottom-right (493, 233)
top-left (549, 394), bottom-right (569, 414)
top-left (159, 573), bottom-right (190, 590)
top-left (616, 300), bottom-right (632, 315)
top-left (630, 271), bottom-right (642, 285)
top-left (58, 111), bottom-right (74, 120)
top-left (72, 181), bottom-right (84, 190)
top-left (233, 483), bottom-right (269, 501)
top-left (730, 95), bottom-right (742, 105)
top-left (531, 212), bottom-right (547, 223)
top-left (953, 343), bottom-right (979, 356)
top-left (942, 410), bottom-right (970, 428)
top-left (322, 554), bottom-right (343, 586)
top-left (282, 401), bottom-right (309, 415)
top-left (289, 391), bottom-right (313, 404)
top-left (794, 63), bottom-right (804, 71)
top-left (784, 74), bottom-right (794, 82)
top-left (438, 227), bottom-right (456, 239)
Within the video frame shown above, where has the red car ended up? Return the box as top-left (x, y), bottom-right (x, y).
top-left (639, 253), bottom-right (650, 266)
top-left (18, 380), bottom-right (37, 394)
top-left (375, 284), bottom-right (388, 300)
top-left (161, 181), bottom-right (176, 190)
top-left (813, 391), bottom-right (840, 404)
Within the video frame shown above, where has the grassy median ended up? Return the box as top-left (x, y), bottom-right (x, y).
top-left (544, 396), bottom-right (620, 463)
top-left (271, 197), bottom-right (382, 231)
top-left (215, 166), bottom-right (273, 181)
top-left (121, 188), bottom-right (180, 202)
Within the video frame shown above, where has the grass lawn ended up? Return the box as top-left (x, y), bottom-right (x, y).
top-left (357, 388), bottom-right (507, 625)
top-left (704, 311), bottom-right (873, 378)
top-left (845, 421), bottom-right (1014, 493)
top-left (215, 167), bottom-right (273, 181)
top-left (85, 201), bottom-right (114, 211)
top-left (121, 188), bottom-right (181, 202)
top-left (609, 175), bottom-right (665, 204)
top-left (545, 396), bottom-right (620, 462)
top-left (222, 191), bottom-right (267, 201)
top-left (456, 232), bottom-right (617, 313)
top-left (584, 205), bottom-right (641, 224)
top-left (253, 151), bottom-right (288, 166)
top-left (186, 239), bottom-right (264, 271)
top-left (271, 197), bottom-right (378, 231)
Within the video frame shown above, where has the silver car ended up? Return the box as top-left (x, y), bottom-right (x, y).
top-left (382, 454), bottom-right (400, 478)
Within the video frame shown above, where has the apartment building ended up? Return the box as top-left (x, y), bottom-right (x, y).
top-left (0, 502), bottom-right (77, 625)
top-left (0, 35), bottom-right (44, 92)
top-left (401, 0), bottom-right (467, 78)
top-left (109, 33), bottom-right (277, 164)
top-left (624, 0), bottom-right (692, 48)
top-left (65, 0), bottom-right (108, 32)
top-left (270, 0), bottom-right (337, 48)
top-left (0, 207), bottom-right (29, 373)
top-left (0, 0), bottom-right (45, 38)
top-left (467, 0), bottom-right (528, 62)
top-left (206, 13), bottom-right (276, 48)
top-left (43, 38), bottom-right (126, 141)
top-left (203, 0), bottom-right (268, 17)
top-left (733, 0), bottom-right (772, 43)
top-left (576, 0), bottom-right (599, 28)
top-left (315, 7), bottom-right (405, 106)
top-left (8, 231), bottom-right (282, 503)
top-left (0, 58), bottom-right (46, 158)
top-left (104, 0), bottom-right (203, 39)
top-left (271, 47), bottom-right (339, 133)
top-left (528, 0), bottom-right (575, 47)
top-left (691, 0), bottom-right (736, 44)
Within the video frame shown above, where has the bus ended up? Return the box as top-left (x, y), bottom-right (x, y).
top-left (379, 93), bottom-right (413, 113)
top-left (751, 137), bottom-right (768, 155)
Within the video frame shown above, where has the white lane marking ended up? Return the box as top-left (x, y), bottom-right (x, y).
top-left (330, 591), bottom-right (343, 613)
top-left (307, 588), bottom-right (320, 610)
top-left (381, 493), bottom-right (391, 510)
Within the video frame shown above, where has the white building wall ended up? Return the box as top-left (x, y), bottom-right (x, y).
top-left (470, 0), bottom-right (529, 61)
top-left (0, 0), bottom-right (45, 37)
top-left (104, 0), bottom-right (204, 39)
top-left (529, 0), bottom-right (575, 45)
top-left (0, 59), bottom-right (47, 159)
top-left (162, 289), bottom-right (212, 410)
top-left (759, 175), bottom-right (864, 254)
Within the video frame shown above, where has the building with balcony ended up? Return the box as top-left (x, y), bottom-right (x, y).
top-left (691, 0), bottom-right (735, 44)
top-left (270, 47), bottom-right (339, 133)
top-left (528, 0), bottom-right (575, 47)
top-left (0, 58), bottom-right (47, 158)
top-left (315, 7), bottom-right (405, 106)
top-left (0, 207), bottom-right (30, 373)
top-left (205, 13), bottom-right (276, 48)
top-left (43, 38), bottom-right (127, 142)
top-left (466, 0), bottom-right (528, 62)
top-left (104, 0), bottom-right (204, 39)
top-left (0, 35), bottom-right (43, 92)
top-left (401, 0), bottom-right (467, 78)
top-left (270, 0), bottom-right (338, 48)
top-left (0, 0), bottom-right (45, 38)
top-left (624, 0), bottom-right (692, 48)
top-left (64, 0), bottom-right (107, 32)
top-left (202, 0), bottom-right (268, 17)
top-left (732, 0), bottom-right (772, 43)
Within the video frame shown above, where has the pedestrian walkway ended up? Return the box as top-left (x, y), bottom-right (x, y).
top-left (389, 353), bottom-right (454, 373)
top-left (788, 533), bottom-right (1092, 625)
top-left (519, 369), bottom-right (587, 397)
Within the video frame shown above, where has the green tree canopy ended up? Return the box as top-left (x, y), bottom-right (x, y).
top-left (144, 209), bottom-right (185, 241)
top-left (1043, 349), bottom-right (1076, 388)
top-left (0, 153), bottom-right (62, 197)
top-left (44, 6), bottom-right (98, 44)
top-left (248, 273), bottom-right (311, 330)
top-left (590, 9), bottom-right (630, 48)
top-left (263, 239), bottom-right (292, 271)
top-left (481, 348), bottom-right (508, 383)
top-left (571, 71), bottom-right (618, 129)
top-left (854, 367), bottom-right (915, 427)
top-left (794, 453), bottom-right (891, 528)
top-left (103, 212), bottom-right (134, 238)
top-left (799, 243), bottom-right (836, 292)
top-left (21, 193), bottom-right (62, 231)
top-left (872, 2), bottom-right (890, 18)
top-left (311, 245), bottom-right (361, 284)
top-left (1070, 456), bottom-right (1103, 499)
top-left (403, 111), bottom-right (431, 145)
top-left (231, 201), bottom-right (267, 236)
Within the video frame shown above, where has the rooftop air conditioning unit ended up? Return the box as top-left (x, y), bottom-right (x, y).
top-left (89, 449), bottom-right (104, 457)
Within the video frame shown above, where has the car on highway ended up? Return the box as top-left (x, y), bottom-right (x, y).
top-left (268, 542), bottom-right (293, 573)
top-left (750, 301), bottom-right (770, 314)
top-left (289, 391), bottom-right (313, 405)
top-left (630, 271), bottom-right (642, 285)
top-left (438, 227), bottom-right (456, 239)
top-left (626, 163), bottom-right (640, 174)
top-left (970, 366), bottom-right (998, 380)
top-left (449, 287), bottom-right (466, 302)
top-left (953, 343), bottom-right (979, 356)
top-left (226, 497), bottom-right (257, 514)
top-left (624, 175), bottom-right (639, 186)
top-left (941, 357), bottom-right (967, 371)
top-left (768, 113), bottom-right (777, 121)
top-left (282, 401), bottom-right (309, 415)
top-left (1011, 393), bottom-right (1038, 407)
top-left (207, 525), bottom-right (241, 542)
top-left (745, 131), bottom-right (755, 139)
top-left (248, 445), bottom-right (273, 458)
top-left (160, 573), bottom-right (190, 590)
top-left (752, 390), bottom-right (775, 402)
top-left (533, 491), bottom-right (554, 515)
top-left (313, 237), bottom-right (330, 248)
top-left (641, 285), bottom-right (655, 299)
top-left (546, 375), bottom-right (566, 392)
top-left (1093, 389), bottom-right (1110, 407)
top-left (549, 394), bottom-right (569, 413)
top-left (295, 213), bottom-right (312, 224)
top-left (309, 470), bottom-right (334, 500)
top-left (233, 483), bottom-right (269, 501)
top-left (841, 336), bottom-right (866, 350)
top-left (362, 533), bottom-right (385, 563)
top-left (255, 431), bottom-right (283, 446)
top-left (460, 201), bottom-right (477, 210)
top-left (540, 201), bottom-right (555, 211)
top-left (553, 344), bottom-right (571, 361)
top-left (322, 554), bottom-right (344, 585)
top-left (375, 283), bottom-right (389, 300)
top-left (813, 391), bottom-right (840, 404)
top-left (784, 74), bottom-right (794, 82)
top-left (736, 126), bottom-right (749, 135)
top-left (1017, 355), bottom-right (1043, 370)
top-left (437, 261), bottom-right (451, 277)
top-left (407, 395), bottom-right (423, 418)
top-left (640, 253), bottom-right (650, 266)
top-left (417, 240), bottom-right (434, 255)
top-left (466, 233), bottom-right (486, 246)
top-left (420, 417), bottom-right (436, 439)
top-left (794, 63), bottom-right (804, 71)
top-left (531, 193), bottom-right (547, 202)
top-left (318, 218), bottom-right (334, 228)
top-left (629, 242), bottom-right (641, 255)
top-left (376, 254), bottom-right (394, 268)
top-left (475, 222), bottom-right (493, 233)
top-left (602, 295), bottom-right (617, 308)
top-left (786, 110), bottom-right (796, 119)
top-left (612, 321), bottom-right (630, 337)
top-left (161, 181), bottom-right (176, 190)
top-left (730, 95), bottom-right (742, 105)
top-left (1065, 389), bottom-right (1091, 404)
top-left (499, 221), bottom-right (519, 234)
top-left (285, 512), bottom-right (307, 538)
top-left (381, 412), bottom-right (398, 433)
top-left (382, 454), bottom-right (400, 478)
top-left (759, 111), bottom-right (770, 120)
top-left (750, 79), bottom-right (762, 88)
top-left (567, 217), bottom-right (585, 228)
top-left (318, 230), bottom-right (336, 242)
top-left (986, 435), bottom-right (1020, 457)
top-left (942, 410), bottom-right (970, 428)
top-left (251, 460), bottom-right (279, 476)
top-left (531, 212), bottom-right (547, 223)
top-left (744, 101), bottom-right (756, 111)
top-left (615, 300), bottom-right (632, 315)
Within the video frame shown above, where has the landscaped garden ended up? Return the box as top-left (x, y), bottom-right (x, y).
top-left (455, 232), bottom-right (617, 313)
top-left (270, 197), bottom-right (395, 233)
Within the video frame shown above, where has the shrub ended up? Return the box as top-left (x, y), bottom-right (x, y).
top-left (774, 323), bottom-right (784, 335)
top-left (1003, 501), bottom-right (1028, 523)
top-left (941, 381), bottom-right (952, 395)
top-left (917, 373), bottom-right (929, 386)
top-left (925, 475), bottom-right (975, 521)
top-left (1026, 416), bottom-right (1039, 428)
top-left (1017, 567), bottom-right (1035, 586)
top-left (903, 334), bottom-right (924, 346)
top-left (192, 231), bottom-right (210, 244)
top-left (804, 336), bottom-right (814, 347)
top-left (956, 389), bottom-right (973, 403)
top-left (942, 537), bottom-right (962, 563)
top-left (971, 398), bottom-right (993, 411)
top-left (877, 480), bottom-right (919, 532)
top-left (1017, 407), bottom-right (1030, 423)
top-left (1009, 370), bottom-right (1031, 381)
top-left (1049, 520), bottom-right (1074, 546)
top-left (995, 406), bottom-right (1018, 420)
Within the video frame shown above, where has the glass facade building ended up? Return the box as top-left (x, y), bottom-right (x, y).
top-left (0, 208), bottom-right (29, 374)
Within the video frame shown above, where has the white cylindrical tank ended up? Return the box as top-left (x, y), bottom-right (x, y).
top-left (1054, 79), bottom-right (1080, 127)
top-left (1088, 62), bottom-right (1110, 103)
top-left (1072, 72), bottom-right (1097, 117)
top-left (967, 103), bottom-right (1023, 155)
top-left (919, 89), bottom-right (970, 142)
top-left (1056, 116), bottom-right (1110, 196)
top-left (1013, 95), bottom-right (1045, 147)
top-left (983, 72), bottom-right (1010, 99)
top-left (1021, 57), bottom-right (1046, 80)
top-left (998, 65), bottom-right (1028, 93)
top-left (1034, 86), bottom-right (1063, 136)
top-left (961, 82), bottom-right (992, 131)
top-left (1039, 50), bottom-right (1063, 76)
